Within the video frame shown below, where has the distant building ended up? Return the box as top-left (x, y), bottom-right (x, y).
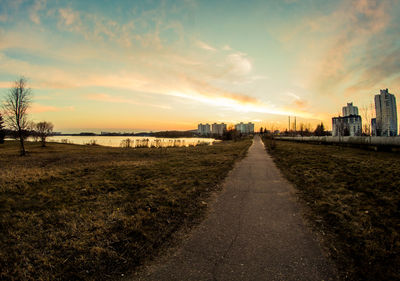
top-left (197, 123), bottom-right (211, 136)
top-left (332, 116), bottom-right (362, 136)
top-left (374, 89), bottom-right (398, 136)
top-left (332, 102), bottom-right (362, 136)
top-left (211, 123), bottom-right (227, 136)
top-left (235, 122), bottom-right (254, 134)
top-left (342, 102), bottom-right (359, 116)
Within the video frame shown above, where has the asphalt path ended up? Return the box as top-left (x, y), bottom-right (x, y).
top-left (131, 136), bottom-right (338, 281)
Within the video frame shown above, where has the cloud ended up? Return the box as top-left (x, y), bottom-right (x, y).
top-left (0, 22), bottom-right (280, 116)
top-left (274, 0), bottom-right (400, 117)
top-left (196, 40), bottom-right (216, 51)
top-left (58, 8), bottom-right (79, 26)
top-left (169, 90), bottom-right (291, 115)
top-left (85, 93), bottom-right (171, 110)
top-left (286, 92), bottom-right (300, 100)
top-left (83, 73), bottom-right (294, 116)
top-left (0, 81), bottom-right (12, 88)
top-left (343, 42), bottom-right (400, 95)
top-left (30, 0), bottom-right (46, 24)
top-left (29, 103), bottom-right (75, 113)
top-left (226, 53), bottom-right (252, 76)
top-left (0, 2), bottom-right (308, 122)
top-left (317, 0), bottom-right (392, 84)
top-left (56, 6), bottom-right (171, 48)
top-left (293, 99), bottom-right (308, 108)
top-left (283, 92), bottom-right (310, 112)
top-left (0, 44), bottom-right (291, 117)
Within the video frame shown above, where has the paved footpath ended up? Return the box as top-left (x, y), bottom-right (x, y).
top-left (131, 136), bottom-right (338, 281)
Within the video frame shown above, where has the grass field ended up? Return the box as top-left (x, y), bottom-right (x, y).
top-left (0, 139), bottom-right (251, 281)
top-left (263, 138), bottom-right (400, 281)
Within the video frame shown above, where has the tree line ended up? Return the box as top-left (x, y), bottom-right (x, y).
top-left (0, 77), bottom-right (54, 155)
top-left (259, 122), bottom-right (329, 137)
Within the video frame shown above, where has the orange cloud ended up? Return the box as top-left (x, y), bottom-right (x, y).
top-left (0, 40), bottom-right (293, 116)
top-left (85, 93), bottom-right (171, 109)
top-left (273, 0), bottom-right (397, 120)
top-left (0, 81), bottom-right (11, 88)
top-left (29, 103), bottom-right (75, 113)
top-left (1, 4), bottom-right (316, 122)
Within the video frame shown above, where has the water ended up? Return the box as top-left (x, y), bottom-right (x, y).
top-left (45, 136), bottom-right (216, 148)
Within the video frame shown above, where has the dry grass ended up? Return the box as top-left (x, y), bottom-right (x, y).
top-left (263, 138), bottom-right (400, 281)
top-left (0, 139), bottom-right (251, 281)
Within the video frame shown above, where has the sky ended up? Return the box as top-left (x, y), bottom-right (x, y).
top-left (1, 0), bottom-right (400, 133)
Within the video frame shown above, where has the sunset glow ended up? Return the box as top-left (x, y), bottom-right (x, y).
top-left (1, 0), bottom-right (400, 132)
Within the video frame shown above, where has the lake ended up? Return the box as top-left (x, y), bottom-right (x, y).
top-left (46, 136), bottom-right (216, 148)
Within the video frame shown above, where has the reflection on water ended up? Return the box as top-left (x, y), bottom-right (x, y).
top-left (45, 136), bottom-right (215, 148)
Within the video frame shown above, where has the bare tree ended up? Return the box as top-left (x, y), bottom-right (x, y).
top-left (2, 77), bottom-right (32, 155)
top-left (361, 103), bottom-right (373, 136)
top-left (299, 123), bottom-right (305, 136)
top-left (0, 113), bottom-right (5, 144)
top-left (35, 121), bottom-right (54, 147)
top-left (265, 122), bottom-right (276, 135)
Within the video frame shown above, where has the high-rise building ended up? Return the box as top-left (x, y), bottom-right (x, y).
top-left (374, 89), bottom-right (398, 136)
top-left (342, 102), bottom-right (359, 116)
top-left (234, 122), bottom-right (254, 134)
top-left (332, 102), bottom-right (362, 136)
top-left (211, 123), bottom-right (227, 136)
top-left (197, 123), bottom-right (211, 136)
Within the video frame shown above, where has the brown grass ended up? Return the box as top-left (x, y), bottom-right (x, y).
top-left (262, 138), bottom-right (400, 281)
top-left (0, 139), bottom-right (251, 281)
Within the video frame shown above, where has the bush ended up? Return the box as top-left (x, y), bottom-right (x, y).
top-left (120, 138), bottom-right (133, 148)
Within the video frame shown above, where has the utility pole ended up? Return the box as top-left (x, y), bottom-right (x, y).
top-left (288, 116), bottom-right (290, 132)
top-left (294, 116), bottom-right (297, 133)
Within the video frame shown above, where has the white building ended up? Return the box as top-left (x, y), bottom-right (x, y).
top-left (374, 89), bottom-right (398, 136)
top-left (332, 102), bottom-right (362, 136)
top-left (197, 123), bottom-right (211, 136)
top-left (342, 102), bottom-right (359, 116)
top-left (211, 123), bottom-right (227, 136)
top-left (332, 116), bottom-right (362, 136)
top-left (235, 122), bottom-right (254, 134)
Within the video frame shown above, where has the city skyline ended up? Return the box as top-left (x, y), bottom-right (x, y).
top-left (1, 0), bottom-right (400, 133)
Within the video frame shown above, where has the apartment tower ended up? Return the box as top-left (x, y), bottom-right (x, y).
top-left (374, 89), bottom-right (398, 136)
